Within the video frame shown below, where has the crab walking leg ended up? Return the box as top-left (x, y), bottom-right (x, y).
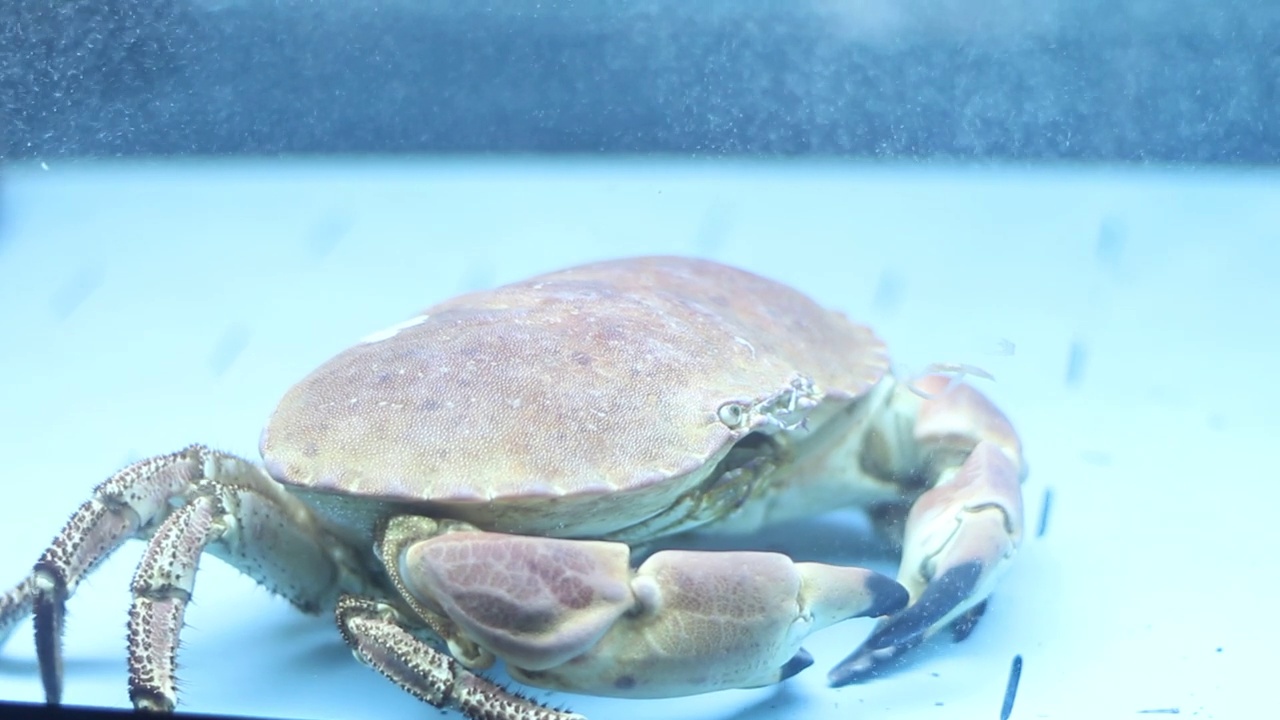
top-left (127, 476), bottom-right (369, 710)
top-left (831, 376), bottom-right (1026, 683)
top-left (0, 448), bottom-right (208, 702)
top-left (385, 526), bottom-right (908, 699)
top-left (128, 495), bottom-right (225, 710)
top-left (0, 578), bottom-right (35, 647)
top-left (337, 596), bottom-right (586, 720)
top-left (0, 445), bottom-right (370, 708)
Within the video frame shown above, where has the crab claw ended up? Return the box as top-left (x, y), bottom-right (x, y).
top-left (394, 530), bottom-right (907, 698)
top-left (553, 549), bottom-right (909, 697)
top-left (831, 440), bottom-right (1024, 683)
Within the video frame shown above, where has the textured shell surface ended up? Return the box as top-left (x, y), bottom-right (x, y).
top-left (259, 256), bottom-right (888, 529)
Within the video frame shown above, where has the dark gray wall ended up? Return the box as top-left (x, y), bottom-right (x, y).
top-left (2, 0), bottom-right (1276, 162)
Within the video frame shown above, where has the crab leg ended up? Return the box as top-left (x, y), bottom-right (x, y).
top-left (129, 494), bottom-right (226, 709)
top-left (336, 595), bottom-right (585, 720)
top-left (0, 446), bottom-right (368, 708)
top-left (0, 449), bottom-right (206, 702)
top-left (830, 375), bottom-right (1026, 684)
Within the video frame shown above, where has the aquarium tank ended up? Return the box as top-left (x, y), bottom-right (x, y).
top-left (0, 2), bottom-right (1272, 720)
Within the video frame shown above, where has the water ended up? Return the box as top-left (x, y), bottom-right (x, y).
top-left (1, 3), bottom-right (1276, 720)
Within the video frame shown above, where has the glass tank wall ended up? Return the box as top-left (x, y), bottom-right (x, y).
top-left (0, 3), bottom-right (1273, 720)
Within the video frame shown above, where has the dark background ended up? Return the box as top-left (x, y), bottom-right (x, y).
top-left (1, 0), bottom-right (1277, 162)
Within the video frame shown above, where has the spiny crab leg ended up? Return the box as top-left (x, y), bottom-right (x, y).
top-left (0, 578), bottom-right (36, 648)
top-left (129, 494), bottom-right (226, 709)
top-left (831, 375), bottom-right (1026, 683)
top-left (376, 521), bottom-right (909, 698)
top-left (337, 595), bottom-right (585, 720)
top-left (0, 446), bottom-right (369, 709)
top-left (0, 448), bottom-right (208, 703)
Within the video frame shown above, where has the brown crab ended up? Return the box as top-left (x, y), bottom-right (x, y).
top-left (0, 256), bottom-right (1025, 720)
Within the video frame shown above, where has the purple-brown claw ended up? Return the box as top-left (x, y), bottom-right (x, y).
top-left (388, 525), bottom-right (909, 698)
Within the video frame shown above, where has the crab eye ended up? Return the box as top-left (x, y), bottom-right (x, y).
top-left (717, 401), bottom-right (749, 429)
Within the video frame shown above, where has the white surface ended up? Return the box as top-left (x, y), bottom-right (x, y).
top-left (0, 158), bottom-right (1275, 720)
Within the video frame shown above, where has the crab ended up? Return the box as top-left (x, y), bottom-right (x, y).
top-left (0, 256), bottom-right (1025, 720)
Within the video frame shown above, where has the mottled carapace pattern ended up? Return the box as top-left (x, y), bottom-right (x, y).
top-left (403, 533), bottom-right (635, 671)
top-left (260, 256), bottom-right (889, 525)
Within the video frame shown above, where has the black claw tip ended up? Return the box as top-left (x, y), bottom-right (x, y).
top-left (868, 560), bottom-right (984, 651)
top-left (827, 560), bottom-right (989, 687)
top-left (949, 599), bottom-right (989, 642)
top-left (864, 572), bottom-right (910, 618)
top-left (33, 591), bottom-right (66, 705)
top-left (779, 648), bottom-right (814, 681)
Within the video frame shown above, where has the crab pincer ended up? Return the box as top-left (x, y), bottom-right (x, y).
top-left (378, 523), bottom-right (908, 697)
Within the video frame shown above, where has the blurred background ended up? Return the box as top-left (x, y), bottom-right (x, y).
top-left (2, 0), bottom-right (1277, 161)
top-left (0, 2), bottom-right (1276, 720)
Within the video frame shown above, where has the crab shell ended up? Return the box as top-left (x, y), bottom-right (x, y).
top-left (259, 255), bottom-right (891, 540)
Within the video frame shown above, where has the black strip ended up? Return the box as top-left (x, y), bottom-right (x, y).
top-left (0, 702), bottom-right (300, 720)
top-left (1065, 342), bottom-right (1088, 387)
top-left (1000, 654), bottom-right (1023, 720)
top-left (1037, 489), bottom-right (1053, 539)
